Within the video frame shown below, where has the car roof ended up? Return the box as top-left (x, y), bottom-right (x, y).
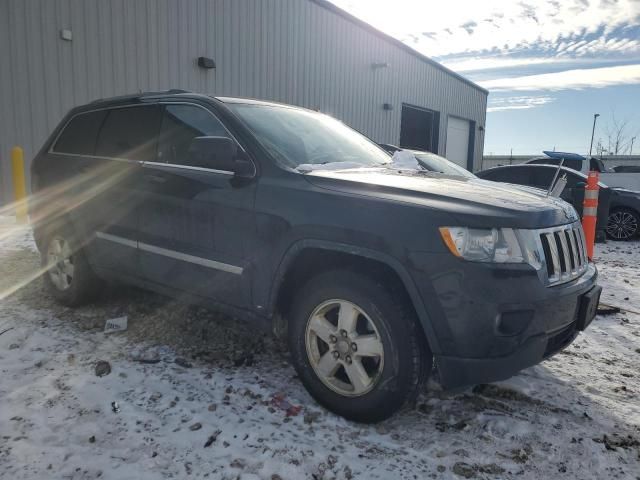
top-left (482, 163), bottom-right (586, 178)
top-left (82, 90), bottom-right (306, 111)
top-left (481, 164), bottom-right (609, 188)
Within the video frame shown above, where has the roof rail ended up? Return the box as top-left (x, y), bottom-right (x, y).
top-left (89, 89), bottom-right (191, 104)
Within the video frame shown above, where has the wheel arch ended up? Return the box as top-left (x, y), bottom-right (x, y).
top-left (268, 239), bottom-right (442, 354)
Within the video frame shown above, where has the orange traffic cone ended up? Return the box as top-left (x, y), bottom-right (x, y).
top-left (582, 171), bottom-right (599, 260)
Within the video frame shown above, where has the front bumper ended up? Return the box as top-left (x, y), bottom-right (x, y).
top-left (407, 252), bottom-right (599, 389)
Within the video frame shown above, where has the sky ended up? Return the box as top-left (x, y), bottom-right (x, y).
top-left (329, 0), bottom-right (640, 156)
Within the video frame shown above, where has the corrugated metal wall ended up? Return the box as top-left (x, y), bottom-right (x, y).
top-left (0, 0), bottom-right (487, 205)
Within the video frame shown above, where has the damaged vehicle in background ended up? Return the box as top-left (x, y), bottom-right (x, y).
top-left (477, 164), bottom-right (640, 241)
top-left (31, 92), bottom-right (601, 422)
top-left (526, 151), bottom-right (640, 191)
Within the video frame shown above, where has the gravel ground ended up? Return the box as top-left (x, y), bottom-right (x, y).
top-left (1, 219), bottom-right (639, 479)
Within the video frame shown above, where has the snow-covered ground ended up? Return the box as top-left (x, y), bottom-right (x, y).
top-left (1, 217), bottom-right (639, 479)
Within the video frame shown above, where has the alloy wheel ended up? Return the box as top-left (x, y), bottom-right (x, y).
top-left (47, 236), bottom-right (74, 291)
top-left (305, 299), bottom-right (384, 397)
top-left (606, 211), bottom-right (638, 240)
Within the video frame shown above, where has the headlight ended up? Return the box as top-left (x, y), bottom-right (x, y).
top-left (439, 227), bottom-right (541, 268)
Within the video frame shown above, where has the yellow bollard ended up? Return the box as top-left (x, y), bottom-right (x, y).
top-left (11, 146), bottom-right (28, 223)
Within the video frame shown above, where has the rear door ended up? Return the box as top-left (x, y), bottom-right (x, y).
top-left (88, 104), bottom-right (162, 276)
top-left (137, 102), bottom-right (257, 308)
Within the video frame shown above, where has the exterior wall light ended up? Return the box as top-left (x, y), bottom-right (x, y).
top-left (198, 57), bottom-right (216, 69)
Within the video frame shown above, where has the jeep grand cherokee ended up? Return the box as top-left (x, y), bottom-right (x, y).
top-left (30, 91), bottom-right (601, 422)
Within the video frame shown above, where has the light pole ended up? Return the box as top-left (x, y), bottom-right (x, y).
top-left (588, 113), bottom-right (600, 156)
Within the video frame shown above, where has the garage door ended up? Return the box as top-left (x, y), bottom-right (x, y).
top-left (446, 117), bottom-right (471, 168)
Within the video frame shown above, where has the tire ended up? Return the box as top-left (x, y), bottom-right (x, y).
top-left (288, 269), bottom-right (431, 423)
top-left (606, 208), bottom-right (639, 241)
top-left (41, 224), bottom-right (102, 306)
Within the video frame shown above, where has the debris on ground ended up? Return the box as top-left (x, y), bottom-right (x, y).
top-left (104, 315), bottom-right (127, 333)
top-left (204, 430), bottom-right (222, 448)
top-left (597, 304), bottom-right (622, 315)
top-left (304, 410), bottom-right (322, 424)
top-left (271, 392), bottom-right (303, 417)
top-left (129, 346), bottom-right (164, 364)
top-left (174, 357), bottom-right (193, 368)
top-left (94, 360), bottom-right (112, 377)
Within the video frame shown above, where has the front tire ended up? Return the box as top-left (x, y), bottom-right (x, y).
top-left (42, 225), bottom-right (102, 306)
top-left (606, 208), bottom-right (639, 240)
top-left (288, 269), bottom-right (431, 423)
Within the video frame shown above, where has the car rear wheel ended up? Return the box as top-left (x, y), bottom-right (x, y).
top-left (42, 226), bottom-right (102, 306)
top-left (606, 208), bottom-right (639, 240)
top-left (288, 269), bottom-right (431, 423)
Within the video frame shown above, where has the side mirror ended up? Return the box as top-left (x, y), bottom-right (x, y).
top-left (576, 181), bottom-right (587, 188)
top-left (188, 136), bottom-right (254, 177)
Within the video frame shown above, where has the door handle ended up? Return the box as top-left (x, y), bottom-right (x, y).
top-left (144, 173), bottom-right (167, 184)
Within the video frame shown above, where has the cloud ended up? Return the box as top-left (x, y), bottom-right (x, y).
top-left (330, 0), bottom-right (640, 58)
top-left (460, 21), bottom-right (478, 35)
top-left (480, 64), bottom-right (640, 91)
top-left (441, 56), bottom-right (558, 72)
top-left (487, 95), bottom-right (556, 112)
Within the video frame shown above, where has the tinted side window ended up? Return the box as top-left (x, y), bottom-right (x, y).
top-left (564, 172), bottom-right (585, 188)
top-left (530, 168), bottom-right (555, 188)
top-left (528, 158), bottom-right (554, 165)
top-left (482, 167), bottom-right (532, 185)
top-left (158, 104), bottom-right (230, 165)
top-left (53, 110), bottom-right (108, 155)
top-left (95, 105), bottom-right (161, 161)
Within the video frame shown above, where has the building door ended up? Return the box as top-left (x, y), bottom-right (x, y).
top-left (446, 116), bottom-right (472, 169)
top-left (399, 104), bottom-right (439, 153)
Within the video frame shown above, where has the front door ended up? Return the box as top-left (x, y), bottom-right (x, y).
top-left (137, 102), bottom-right (256, 308)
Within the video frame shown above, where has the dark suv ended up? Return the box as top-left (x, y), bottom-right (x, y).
top-left (30, 91), bottom-right (601, 422)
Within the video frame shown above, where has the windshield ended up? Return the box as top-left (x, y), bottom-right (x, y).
top-left (227, 103), bottom-right (391, 170)
top-left (413, 152), bottom-right (476, 178)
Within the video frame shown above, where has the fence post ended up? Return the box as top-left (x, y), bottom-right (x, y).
top-left (11, 146), bottom-right (28, 223)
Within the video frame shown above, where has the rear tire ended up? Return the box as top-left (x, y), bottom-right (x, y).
top-left (41, 224), bottom-right (102, 306)
top-left (288, 269), bottom-right (431, 423)
top-left (606, 208), bottom-right (639, 240)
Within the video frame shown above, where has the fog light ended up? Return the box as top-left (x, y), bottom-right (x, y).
top-left (496, 310), bottom-right (534, 336)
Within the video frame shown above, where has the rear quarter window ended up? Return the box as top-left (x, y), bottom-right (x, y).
top-left (52, 110), bottom-right (108, 155)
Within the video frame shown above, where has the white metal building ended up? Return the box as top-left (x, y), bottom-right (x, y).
top-left (0, 0), bottom-right (488, 205)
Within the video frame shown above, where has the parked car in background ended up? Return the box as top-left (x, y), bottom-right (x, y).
top-left (526, 151), bottom-right (640, 191)
top-left (31, 91), bottom-right (600, 422)
top-left (613, 165), bottom-right (640, 173)
top-left (477, 164), bottom-right (640, 240)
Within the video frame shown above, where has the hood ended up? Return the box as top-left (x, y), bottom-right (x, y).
top-left (302, 168), bottom-right (580, 229)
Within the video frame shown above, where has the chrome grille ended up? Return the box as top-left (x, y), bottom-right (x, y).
top-left (539, 222), bottom-right (588, 285)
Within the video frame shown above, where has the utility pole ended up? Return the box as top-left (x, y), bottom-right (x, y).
top-left (589, 113), bottom-right (600, 156)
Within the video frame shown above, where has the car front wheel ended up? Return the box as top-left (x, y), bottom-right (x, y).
top-left (288, 269), bottom-right (431, 423)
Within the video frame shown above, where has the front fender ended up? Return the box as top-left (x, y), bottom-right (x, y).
top-left (265, 238), bottom-right (442, 354)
